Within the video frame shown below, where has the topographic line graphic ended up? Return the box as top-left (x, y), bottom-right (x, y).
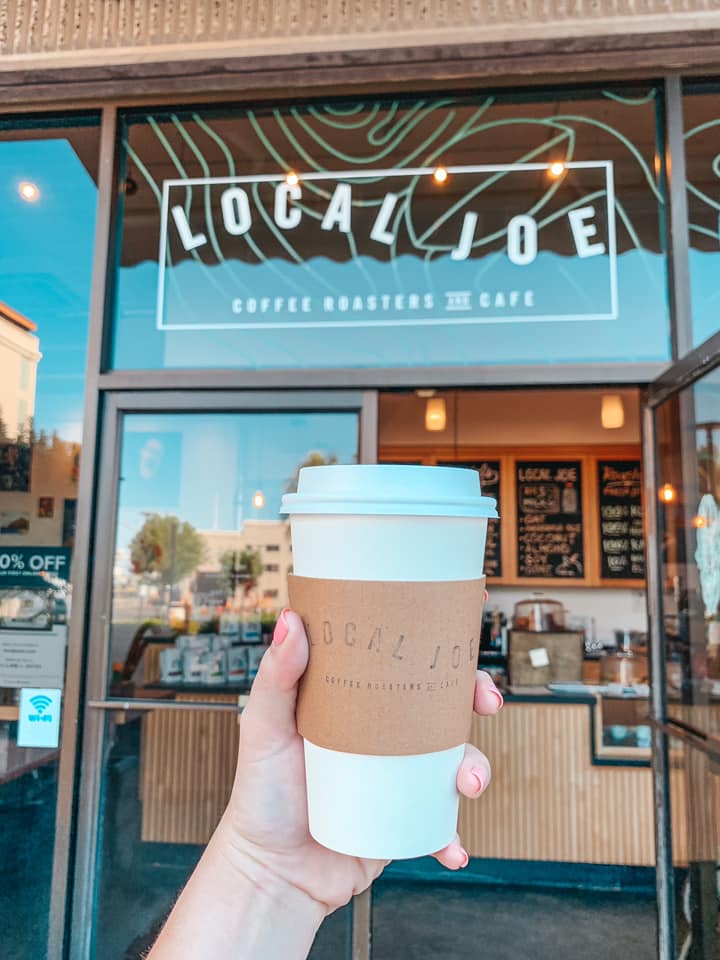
top-left (188, 114), bottom-right (307, 295)
top-left (133, 93), bottom-right (663, 335)
top-left (123, 134), bottom-right (195, 326)
top-left (308, 103), bottom-right (379, 128)
top-left (683, 119), bottom-right (720, 242)
top-left (190, 113), bottom-right (252, 296)
top-left (602, 90), bottom-right (658, 106)
top-left (148, 116), bottom-right (232, 311)
top-left (170, 115), bottom-right (227, 266)
top-left (411, 128), bottom-right (576, 253)
top-left (249, 180), bottom-right (337, 296)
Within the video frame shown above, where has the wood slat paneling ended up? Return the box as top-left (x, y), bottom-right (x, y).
top-left (459, 703), bottom-right (700, 866)
top-left (139, 696), bottom-right (708, 863)
top-left (140, 694), bottom-right (238, 844)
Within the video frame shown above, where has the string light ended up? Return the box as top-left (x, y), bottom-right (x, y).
top-left (285, 171), bottom-right (299, 186)
top-left (548, 162), bottom-right (566, 178)
top-left (433, 166), bottom-right (449, 184)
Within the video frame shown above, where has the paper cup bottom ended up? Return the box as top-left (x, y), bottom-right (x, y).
top-left (303, 740), bottom-right (465, 860)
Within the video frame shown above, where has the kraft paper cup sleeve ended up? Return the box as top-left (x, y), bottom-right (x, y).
top-left (288, 575), bottom-right (486, 756)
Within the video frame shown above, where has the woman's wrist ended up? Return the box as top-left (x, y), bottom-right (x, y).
top-left (148, 817), bottom-right (325, 960)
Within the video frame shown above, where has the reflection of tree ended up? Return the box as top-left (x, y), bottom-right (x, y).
top-left (285, 451), bottom-right (338, 494)
top-left (130, 514), bottom-right (206, 586)
top-left (220, 548), bottom-right (263, 596)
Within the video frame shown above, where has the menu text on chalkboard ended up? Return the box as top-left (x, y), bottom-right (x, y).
top-left (516, 460), bottom-right (584, 579)
top-left (441, 461), bottom-right (502, 578)
top-left (597, 460), bottom-right (645, 580)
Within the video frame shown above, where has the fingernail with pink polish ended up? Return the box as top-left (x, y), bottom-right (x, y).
top-left (471, 766), bottom-right (488, 795)
top-left (489, 687), bottom-right (504, 711)
top-left (273, 609), bottom-right (290, 645)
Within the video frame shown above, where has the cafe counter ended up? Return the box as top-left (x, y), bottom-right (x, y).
top-left (131, 680), bottom-right (717, 868)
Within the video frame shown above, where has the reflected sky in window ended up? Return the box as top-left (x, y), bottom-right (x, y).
top-left (0, 134), bottom-right (97, 441)
top-left (115, 411), bottom-right (358, 560)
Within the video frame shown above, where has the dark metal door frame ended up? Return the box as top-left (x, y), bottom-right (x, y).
top-left (67, 388), bottom-right (376, 960)
top-left (643, 329), bottom-right (720, 960)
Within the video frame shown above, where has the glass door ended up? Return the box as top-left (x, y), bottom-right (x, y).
top-left (70, 390), bottom-right (372, 960)
top-left (644, 334), bottom-right (720, 960)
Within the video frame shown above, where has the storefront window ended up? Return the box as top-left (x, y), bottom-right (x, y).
top-left (656, 365), bottom-right (720, 711)
top-left (91, 408), bottom-right (359, 957)
top-left (655, 361), bottom-right (720, 959)
top-left (0, 115), bottom-right (99, 956)
top-left (684, 85), bottom-right (720, 348)
top-left (111, 89), bottom-right (670, 371)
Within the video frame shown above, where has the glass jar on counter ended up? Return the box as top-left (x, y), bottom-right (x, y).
top-left (600, 629), bottom-right (649, 685)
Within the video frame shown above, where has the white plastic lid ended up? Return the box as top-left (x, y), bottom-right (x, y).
top-left (281, 465), bottom-right (498, 518)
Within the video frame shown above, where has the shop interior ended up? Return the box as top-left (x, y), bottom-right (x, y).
top-left (380, 386), bottom-right (650, 729)
top-left (380, 386), bottom-right (647, 651)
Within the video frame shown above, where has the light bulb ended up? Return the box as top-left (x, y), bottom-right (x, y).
top-left (659, 483), bottom-right (676, 504)
top-left (252, 490), bottom-right (265, 509)
top-left (601, 394), bottom-right (625, 430)
top-left (425, 397), bottom-right (447, 432)
top-left (433, 166), bottom-right (449, 184)
top-left (548, 162), bottom-right (565, 178)
top-left (19, 181), bottom-right (40, 202)
top-left (285, 171), bottom-right (299, 186)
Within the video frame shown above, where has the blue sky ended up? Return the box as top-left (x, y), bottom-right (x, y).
top-left (0, 136), bottom-right (97, 441)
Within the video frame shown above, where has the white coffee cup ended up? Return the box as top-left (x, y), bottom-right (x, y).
top-left (281, 464), bottom-right (497, 860)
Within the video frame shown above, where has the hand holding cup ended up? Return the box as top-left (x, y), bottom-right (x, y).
top-left (223, 607), bottom-right (502, 914)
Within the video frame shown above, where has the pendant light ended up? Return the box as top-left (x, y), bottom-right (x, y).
top-left (425, 396), bottom-right (447, 432)
top-left (601, 394), bottom-right (625, 430)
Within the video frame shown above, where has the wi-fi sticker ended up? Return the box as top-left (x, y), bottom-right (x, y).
top-left (18, 690), bottom-right (60, 748)
top-left (30, 694), bottom-right (53, 715)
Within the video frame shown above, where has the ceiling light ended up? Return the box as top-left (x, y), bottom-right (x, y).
top-left (433, 166), bottom-right (449, 184)
top-left (425, 397), bottom-right (447, 432)
top-left (18, 181), bottom-right (40, 202)
top-left (601, 394), bottom-right (625, 430)
top-left (548, 162), bottom-right (565, 178)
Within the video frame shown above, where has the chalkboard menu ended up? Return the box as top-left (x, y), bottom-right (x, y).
top-left (597, 460), bottom-right (645, 580)
top-left (441, 461), bottom-right (502, 577)
top-left (516, 460), bottom-right (585, 579)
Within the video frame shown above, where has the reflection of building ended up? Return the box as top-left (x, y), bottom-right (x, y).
top-left (0, 301), bottom-right (40, 437)
top-left (0, 301), bottom-right (77, 547)
top-left (199, 520), bottom-right (293, 608)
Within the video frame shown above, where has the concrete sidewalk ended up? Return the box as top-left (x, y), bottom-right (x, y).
top-left (310, 880), bottom-right (656, 960)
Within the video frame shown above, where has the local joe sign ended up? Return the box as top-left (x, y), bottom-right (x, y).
top-left (156, 163), bottom-right (618, 331)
